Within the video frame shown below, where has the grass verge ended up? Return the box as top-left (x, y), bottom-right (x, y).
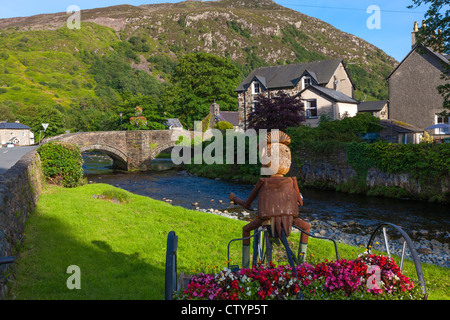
top-left (7, 183), bottom-right (449, 300)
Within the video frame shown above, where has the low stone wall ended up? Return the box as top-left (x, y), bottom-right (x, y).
top-left (0, 149), bottom-right (43, 299)
top-left (291, 148), bottom-right (450, 203)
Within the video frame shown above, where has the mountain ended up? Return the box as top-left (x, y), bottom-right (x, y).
top-left (0, 0), bottom-right (397, 129)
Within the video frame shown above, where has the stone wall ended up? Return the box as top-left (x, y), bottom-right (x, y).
top-left (291, 147), bottom-right (450, 202)
top-left (0, 149), bottom-right (44, 299)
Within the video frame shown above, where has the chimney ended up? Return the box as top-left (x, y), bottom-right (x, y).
top-left (209, 101), bottom-right (220, 126)
top-left (411, 21), bottom-right (419, 48)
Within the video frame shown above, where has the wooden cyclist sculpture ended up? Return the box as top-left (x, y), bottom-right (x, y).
top-left (229, 131), bottom-right (311, 268)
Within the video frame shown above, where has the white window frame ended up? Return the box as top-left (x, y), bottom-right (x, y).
top-left (252, 81), bottom-right (261, 95)
top-left (302, 76), bottom-right (312, 90)
top-left (436, 115), bottom-right (450, 134)
top-left (305, 99), bottom-right (318, 119)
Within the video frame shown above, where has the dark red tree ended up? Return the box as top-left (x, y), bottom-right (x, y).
top-left (247, 91), bottom-right (305, 131)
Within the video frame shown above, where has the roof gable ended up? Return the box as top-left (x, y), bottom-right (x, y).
top-left (387, 44), bottom-right (449, 80)
top-left (236, 59), bottom-right (344, 92)
top-left (300, 85), bottom-right (358, 104)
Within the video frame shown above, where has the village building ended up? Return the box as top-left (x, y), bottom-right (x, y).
top-left (387, 22), bottom-right (449, 137)
top-left (234, 58), bottom-right (357, 130)
top-left (0, 121), bottom-right (34, 146)
top-left (357, 100), bottom-right (389, 120)
top-left (202, 102), bottom-right (240, 131)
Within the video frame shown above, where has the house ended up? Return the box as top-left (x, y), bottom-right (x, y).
top-left (202, 102), bottom-right (240, 131)
top-left (387, 21), bottom-right (449, 136)
top-left (378, 119), bottom-right (423, 144)
top-left (357, 100), bottom-right (388, 120)
top-left (165, 118), bottom-right (183, 130)
top-left (0, 121), bottom-right (34, 146)
top-left (234, 58), bottom-right (357, 129)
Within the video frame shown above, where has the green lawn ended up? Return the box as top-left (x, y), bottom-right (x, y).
top-left (7, 183), bottom-right (449, 300)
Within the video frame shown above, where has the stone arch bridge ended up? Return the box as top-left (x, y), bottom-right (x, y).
top-left (42, 130), bottom-right (193, 171)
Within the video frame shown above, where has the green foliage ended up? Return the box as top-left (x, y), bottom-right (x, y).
top-left (127, 36), bottom-right (150, 52)
top-left (147, 54), bottom-right (177, 74)
top-left (100, 189), bottom-right (131, 203)
top-left (362, 141), bottom-right (450, 181)
top-left (16, 105), bottom-right (66, 139)
top-left (38, 142), bottom-right (84, 188)
top-left (80, 48), bottom-right (163, 99)
top-left (161, 52), bottom-right (241, 128)
top-left (281, 25), bottom-right (328, 63)
top-left (287, 113), bottom-right (383, 151)
top-left (213, 121), bottom-right (234, 131)
top-left (347, 64), bottom-right (389, 101)
top-left (116, 94), bottom-right (167, 130)
top-left (226, 20), bottom-right (251, 39)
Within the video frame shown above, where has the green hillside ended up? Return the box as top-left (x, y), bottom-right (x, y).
top-left (0, 0), bottom-right (397, 135)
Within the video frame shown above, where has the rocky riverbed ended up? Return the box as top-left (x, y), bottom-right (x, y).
top-left (186, 204), bottom-right (450, 269)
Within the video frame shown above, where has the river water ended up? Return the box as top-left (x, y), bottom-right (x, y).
top-left (82, 152), bottom-right (450, 246)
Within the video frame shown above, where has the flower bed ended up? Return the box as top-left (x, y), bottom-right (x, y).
top-left (177, 254), bottom-right (424, 300)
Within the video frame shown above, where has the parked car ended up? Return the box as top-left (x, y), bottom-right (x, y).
top-left (6, 142), bottom-right (15, 148)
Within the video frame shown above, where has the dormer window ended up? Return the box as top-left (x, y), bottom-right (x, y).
top-left (302, 76), bottom-right (311, 90)
top-left (252, 82), bottom-right (261, 94)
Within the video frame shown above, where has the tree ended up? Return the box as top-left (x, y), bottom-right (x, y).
top-left (408, 0), bottom-right (450, 113)
top-left (161, 52), bottom-right (242, 128)
top-left (16, 105), bottom-right (66, 139)
top-left (247, 91), bottom-right (305, 132)
top-left (116, 94), bottom-right (167, 130)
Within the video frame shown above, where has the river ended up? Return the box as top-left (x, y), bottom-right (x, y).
top-left (82, 151), bottom-right (450, 246)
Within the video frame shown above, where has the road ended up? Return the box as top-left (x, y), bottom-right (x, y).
top-left (0, 146), bottom-right (38, 175)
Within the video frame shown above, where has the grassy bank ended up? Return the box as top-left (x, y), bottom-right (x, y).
top-left (7, 183), bottom-right (449, 299)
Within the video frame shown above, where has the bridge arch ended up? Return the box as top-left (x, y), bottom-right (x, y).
top-left (80, 144), bottom-right (128, 171)
top-left (149, 141), bottom-right (177, 160)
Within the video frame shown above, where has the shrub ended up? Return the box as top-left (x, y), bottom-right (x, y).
top-left (38, 142), bottom-right (84, 188)
top-left (213, 121), bottom-right (234, 131)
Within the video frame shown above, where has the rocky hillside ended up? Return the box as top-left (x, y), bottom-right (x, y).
top-left (0, 0), bottom-right (397, 118)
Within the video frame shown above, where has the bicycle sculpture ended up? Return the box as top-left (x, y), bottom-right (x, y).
top-left (164, 131), bottom-right (427, 300)
top-left (229, 131), bottom-right (311, 268)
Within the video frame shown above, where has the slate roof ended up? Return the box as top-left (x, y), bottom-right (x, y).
top-left (379, 119), bottom-right (423, 133)
top-left (300, 85), bottom-right (358, 104)
top-left (165, 118), bottom-right (183, 128)
top-left (235, 59), bottom-right (353, 92)
top-left (0, 122), bottom-right (31, 130)
top-left (358, 100), bottom-right (388, 112)
top-left (216, 111), bottom-right (239, 126)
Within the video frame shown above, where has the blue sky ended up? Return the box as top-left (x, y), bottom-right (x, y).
top-left (0, 0), bottom-right (444, 62)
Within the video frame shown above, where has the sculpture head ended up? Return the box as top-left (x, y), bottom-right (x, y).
top-left (260, 131), bottom-right (292, 176)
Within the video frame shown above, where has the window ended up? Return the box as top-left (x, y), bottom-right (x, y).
top-left (302, 76), bottom-right (311, 90)
top-left (305, 99), bottom-right (317, 119)
top-left (252, 82), bottom-right (261, 94)
top-left (436, 116), bottom-right (450, 134)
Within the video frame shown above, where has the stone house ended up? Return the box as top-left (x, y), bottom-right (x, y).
top-left (357, 100), bottom-right (388, 120)
top-left (234, 58), bottom-right (357, 129)
top-left (0, 121), bottom-right (34, 146)
top-left (387, 22), bottom-right (449, 136)
top-left (202, 102), bottom-right (240, 131)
